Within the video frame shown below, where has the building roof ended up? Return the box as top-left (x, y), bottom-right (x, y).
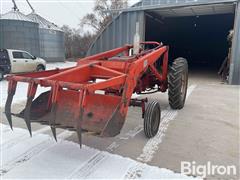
top-left (0, 9), bottom-right (34, 22)
top-left (117, 0), bottom-right (237, 12)
top-left (27, 13), bottom-right (62, 31)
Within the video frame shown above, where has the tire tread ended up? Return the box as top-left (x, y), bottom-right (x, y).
top-left (168, 57), bottom-right (188, 109)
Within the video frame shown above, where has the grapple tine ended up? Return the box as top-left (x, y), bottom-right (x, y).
top-left (51, 126), bottom-right (57, 142)
top-left (24, 97), bottom-right (33, 137)
top-left (76, 90), bottom-right (85, 148)
top-left (49, 83), bottom-right (59, 142)
top-left (49, 103), bottom-right (58, 142)
top-left (5, 93), bottom-right (14, 130)
top-left (5, 80), bottom-right (17, 130)
top-left (24, 82), bottom-right (38, 137)
top-left (76, 127), bottom-right (82, 148)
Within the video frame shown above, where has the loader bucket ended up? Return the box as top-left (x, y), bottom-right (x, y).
top-left (18, 90), bottom-right (125, 137)
top-left (5, 63), bottom-right (129, 146)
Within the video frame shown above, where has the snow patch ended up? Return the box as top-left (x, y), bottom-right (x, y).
top-left (1, 124), bottom-right (197, 179)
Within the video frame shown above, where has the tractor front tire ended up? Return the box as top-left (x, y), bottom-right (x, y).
top-left (168, 57), bottom-right (188, 109)
top-left (144, 101), bottom-right (161, 138)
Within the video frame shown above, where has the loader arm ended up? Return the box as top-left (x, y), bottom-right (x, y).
top-left (5, 41), bottom-right (169, 146)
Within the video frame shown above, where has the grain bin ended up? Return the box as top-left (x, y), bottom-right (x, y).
top-left (0, 9), bottom-right (40, 57)
top-left (27, 13), bottom-right (65, 62)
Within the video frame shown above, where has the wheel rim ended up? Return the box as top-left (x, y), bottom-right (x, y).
top-left (151, 106), bottom-right (160, 133)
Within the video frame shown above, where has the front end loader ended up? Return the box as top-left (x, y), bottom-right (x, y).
top-left (4, 42), bottom-right (188, 146)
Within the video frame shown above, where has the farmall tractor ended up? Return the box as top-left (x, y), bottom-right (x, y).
top-left (5, 42), bottom-right (188, 146)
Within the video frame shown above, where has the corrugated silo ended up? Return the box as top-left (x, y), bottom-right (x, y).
top-left (0, 9), bottom-right (40, 57)
top-left (27, 12), bottom-right (65, 62)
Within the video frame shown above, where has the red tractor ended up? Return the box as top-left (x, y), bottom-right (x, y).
top-left (5, 42), bottom-right (188, 146)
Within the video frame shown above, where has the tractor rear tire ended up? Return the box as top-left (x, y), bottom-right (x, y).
top-left (144, 101), bottom-right (161, 138)
top-left (168, 57), bottom-right (188, 109)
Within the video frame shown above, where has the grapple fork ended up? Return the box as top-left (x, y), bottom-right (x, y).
top-left (4, 42), bottom-right (170, 147)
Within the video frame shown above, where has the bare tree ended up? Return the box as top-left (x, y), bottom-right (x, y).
top-left (81, 0), bottom-right (128, 32)
top-left (61, 25), bottom-right (73, 58)
top-left (61, 0), bottom-right (128, 59)
top-left (61, 25), bottom-right (94, 59)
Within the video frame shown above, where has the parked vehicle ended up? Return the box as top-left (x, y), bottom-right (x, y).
top-left (0, 49), bottom-right (46, 81)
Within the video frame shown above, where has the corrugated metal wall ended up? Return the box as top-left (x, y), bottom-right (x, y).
top-left (27, 13), bottom-right (65, 62)
top-left (87, 11), bottom-right (145, 55)
top-left (39, 29), bottom-right (65, 62)
top-left (229, 2), bottom-right (240, 85)
top-left (0, 19), bottom-right (40, 57)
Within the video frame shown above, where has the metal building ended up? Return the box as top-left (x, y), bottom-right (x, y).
top-left (27, 13), bottom-right (65, 62)
top-left (0, 9), bottom-right (40, 57)
top-left (88, 0), bottom-right (240, 85)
